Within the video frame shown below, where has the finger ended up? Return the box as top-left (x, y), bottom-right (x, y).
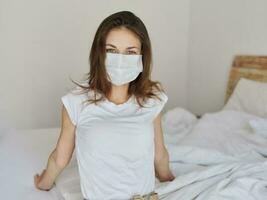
top-left (34, 175), bottom-right (39, 184)
top-left (34, 176), bottom-right (38, 187)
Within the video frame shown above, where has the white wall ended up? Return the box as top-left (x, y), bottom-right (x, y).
top-left (0, 0), bottom-right (190, 129)
top-left (187, 0), bottom-right (267, 116)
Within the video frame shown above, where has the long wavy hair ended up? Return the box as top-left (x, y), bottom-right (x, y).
top-left (70, 10), bottom-right (166, 108)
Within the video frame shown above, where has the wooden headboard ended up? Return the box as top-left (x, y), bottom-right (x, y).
top-left (225, 55), bottom-right (267, 104)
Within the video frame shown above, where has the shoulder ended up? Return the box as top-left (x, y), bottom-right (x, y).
top-left (155, 89), bottom-right (168, 102)
top-left (61, 85), bottom-right (92, 125)
top-left (61, 85), bottom-right (93, 112)
top-left (62, 86), bottom-right (88, 103)
top-left (138, 89), bottom-right (168, 121)
top-left (145, 89), bottom-right (168, 107)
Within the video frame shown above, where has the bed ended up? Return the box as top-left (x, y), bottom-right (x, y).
top-left (1, 55), bottom-right (267, 200)
top-left (157, 55), bottom-right (267, 199)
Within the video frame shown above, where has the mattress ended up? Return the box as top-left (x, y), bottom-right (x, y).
top-left (0, 128), bottom-right (65, 200)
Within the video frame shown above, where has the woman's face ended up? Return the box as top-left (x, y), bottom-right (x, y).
top-left (105, 27), bottom-right (141, 55)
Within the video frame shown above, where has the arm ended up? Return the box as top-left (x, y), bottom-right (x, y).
top-left (153, 113), bottom-right (175, 182)
top-left (34, 105), bottom-right (76, 191)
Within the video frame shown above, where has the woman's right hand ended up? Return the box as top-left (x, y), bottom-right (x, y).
top-left (34, 169), bottom-right (53, 191)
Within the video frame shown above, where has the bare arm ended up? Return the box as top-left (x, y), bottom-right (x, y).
top-left (34, 105), bottom-right (76, 191)
top-left (154, 113), bottom-right (175, 182)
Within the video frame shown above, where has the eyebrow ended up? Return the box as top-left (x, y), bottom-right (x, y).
top-left (106, 43), bottom-right (139, 50)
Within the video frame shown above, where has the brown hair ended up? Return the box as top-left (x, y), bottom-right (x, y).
top-left (70, 10), bottom-right (166, 108)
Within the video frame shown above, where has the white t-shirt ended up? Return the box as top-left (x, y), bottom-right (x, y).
top-left (61, 87), bottom-right (168, 200)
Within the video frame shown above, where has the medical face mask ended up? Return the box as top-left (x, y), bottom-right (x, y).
top-left (105, 52), bottom-right (143, 86)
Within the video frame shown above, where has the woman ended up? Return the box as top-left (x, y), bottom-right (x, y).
top-left (34, 10), bottom-right (175, 200)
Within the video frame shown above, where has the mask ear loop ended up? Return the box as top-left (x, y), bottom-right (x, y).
top-left (138, 55), bottom-right (143, 72)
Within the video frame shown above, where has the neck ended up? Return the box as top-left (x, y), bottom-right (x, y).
top-left (108, 83), bottom-right (130, 104)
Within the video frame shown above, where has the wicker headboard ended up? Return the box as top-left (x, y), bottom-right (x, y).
top-left (225, 55), bottom-right (267, 104)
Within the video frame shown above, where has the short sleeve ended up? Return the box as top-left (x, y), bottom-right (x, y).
top-left (61, 91), bottom-right (84, 126)
top-left (150, 91), bottom-right (169, 120)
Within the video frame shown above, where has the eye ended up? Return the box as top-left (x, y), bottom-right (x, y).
top-left (127, 51), bottom-right (137, 55)
top-left (106, 48), bottom-right (117, 53)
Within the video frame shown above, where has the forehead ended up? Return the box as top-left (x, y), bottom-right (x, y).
top-left (105, 27), bottom-right (141, 48)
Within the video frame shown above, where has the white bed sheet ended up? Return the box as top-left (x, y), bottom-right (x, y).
top-left (0, 128), bottom-right (65, 200)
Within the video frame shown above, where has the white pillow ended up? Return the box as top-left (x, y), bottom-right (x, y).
top-left (223, 78), bottom-right (267, 117)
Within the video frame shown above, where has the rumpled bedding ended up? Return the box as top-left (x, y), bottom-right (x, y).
top-left (155, 109), bottom-right (267, 200)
